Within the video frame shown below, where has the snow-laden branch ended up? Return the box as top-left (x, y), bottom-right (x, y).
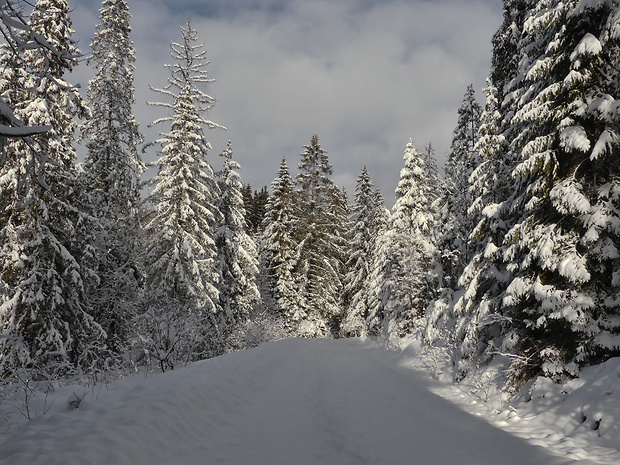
top-left (0, 99), bottom-right (51, 136)
top-left (0, 0), bottom-right (79, 142)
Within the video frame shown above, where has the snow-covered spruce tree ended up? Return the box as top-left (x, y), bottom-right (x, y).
top-left (141, 21), bottom-right (224, 369)
top-left (367, 139), bottom-right (439, 345)
top-left (0, 0), bottom-right (105, 378)
top-left (0, 0), bottom-right (74, 142)
top-left (215, 141), bottom-right (260, 335)
top-left (451, 79), bottom-right (512, 378)
top-left (422, 143), bottom-right (440, 189)
top-left (261, 157), bottom-right (302, 323)
top-left (499, 0), bottom-right (620, 381)
top-left (490, 0), bottom-right (537, 103)
top-left (421, 142), bottom-right (448, 290)
top-left (442, 84), bottom-right (482, 284)
top-left (425, 86), bottom-right (482, 353)
top-left (341, 167), bottom-right (386, 337)
top-left (244, 186), bottom-right (269, 235)
top-left (444, 1), bottom-right (537, 381)
top-left (292, 135), bottom-right (347, 337)
top-left (80, 0), bottom-right (145, 356)
top-left (421, 141), bottom-right (463, 348)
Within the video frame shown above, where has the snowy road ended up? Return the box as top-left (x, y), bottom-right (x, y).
top-left (0, 338), bottom-right (591, 464)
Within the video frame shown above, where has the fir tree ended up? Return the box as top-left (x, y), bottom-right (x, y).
top-left (80, 0), bottom-right (145, 355)
top-left (445, 1), bottom-right (539, 381)
top-left (215, 141), bottom-right (260, 334)
top-left (141, 20), bottom-right (224, 368)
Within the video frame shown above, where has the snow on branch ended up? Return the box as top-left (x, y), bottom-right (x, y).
top-left (0, 0), bottom-right (79, 142)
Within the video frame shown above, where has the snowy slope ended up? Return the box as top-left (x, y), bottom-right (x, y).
top-left (0, 338), bottom-right (611, 465)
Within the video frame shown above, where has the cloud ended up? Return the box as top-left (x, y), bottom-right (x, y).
top-left (70, 0), bottom-right (502, 204)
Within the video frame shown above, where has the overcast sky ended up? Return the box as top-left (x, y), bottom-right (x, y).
top-left (69, 0), bottom-right (503, 203)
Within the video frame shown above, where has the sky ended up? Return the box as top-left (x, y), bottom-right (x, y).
top-left (69, 0), bottom-right (503, 203)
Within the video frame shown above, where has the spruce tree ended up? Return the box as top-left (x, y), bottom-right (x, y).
top-left (215, 141), bottom-right (260, 333)
top-left (293, 135), bottom-right (346, 336)
top-left (499, 0), bottom-right (620, 380)
top-left (443, 84), bottom-right (482, 282)
top-left (341, 167), bottom-right (386, 337)
top-left (452, 80), bottom-right (512, 377)
top-left (0, 0), bottom-right (70, 141)
top-left (0, 0), bottom-right (104, 377)
top-left (141, 21), bottom-right (224, 368)
top-left (445, 1), bottom-right (539, 381)
top-left (367, 140), bottom-right (439, 344)
top-left (80, 0), bottom-right (144, 355)
top-left (261, 158), bottom-right (302, 322)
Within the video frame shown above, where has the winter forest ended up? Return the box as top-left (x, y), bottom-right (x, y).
top-left (1, 0), bottom-right (620, 407)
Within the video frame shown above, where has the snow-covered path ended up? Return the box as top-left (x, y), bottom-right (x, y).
top-left (0, 338), bottom-right (592, 464)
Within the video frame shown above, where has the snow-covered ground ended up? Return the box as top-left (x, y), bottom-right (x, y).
top-left (0, 338), bottom-right (618, 464)
top-left (399, 338), bottom-right (620, 465)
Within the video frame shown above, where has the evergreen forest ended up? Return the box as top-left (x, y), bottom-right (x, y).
top-left (1, 0), bottom-right (620, 399)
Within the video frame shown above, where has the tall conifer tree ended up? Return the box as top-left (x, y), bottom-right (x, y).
top-left (80, 0), bottom-right (144, 354)
top-left (341, 167), bottom-right (386, 337)
top-left (443, 84), bottom-right (482, 282)
top-left (500, 0), bottom-right (620, 379)
top-left (261, 158), bottom-right (301, 322)
top-left (215, 141), bottom-right (260, 332)
top-left (367, 140), bottom-right (439, 344)
top-left (453, 80), bottom-right (511, 377)
top-left (293, 135), bottom-right (346, 336)
top-left (141, 21), bottom-right (224, 367)
top-left (0, 0), bottom-right (104, 377)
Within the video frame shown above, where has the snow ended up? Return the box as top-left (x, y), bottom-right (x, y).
top-left (570, 33), bottom-right (602, 62)
top-left (591, 130), bottom-right (616, 160)
top-left (1, 338), bottom-right (617, 464)
top-left (400, 337), bottom-right (620, 465)
top-left (560, 125), bottom-right (591, 153)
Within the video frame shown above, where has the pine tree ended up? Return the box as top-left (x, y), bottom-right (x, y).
top-left (80, 0), bottom-right (145, 355)
top-left (0, 0), bottom-right (104, 377)
top-left (341, 167), bottom-right (386, 337)
top-left (261, 158), bottom-right (302, 324)
top-left (215, 141), bottom-right (260, 334)
top-left (141, 20), bottom-right (224, 368)
top-left (292, 135), bottom-right (347, 336)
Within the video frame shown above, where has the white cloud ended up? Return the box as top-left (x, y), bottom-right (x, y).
top-left (70, 0), bottom-right (502, 203)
